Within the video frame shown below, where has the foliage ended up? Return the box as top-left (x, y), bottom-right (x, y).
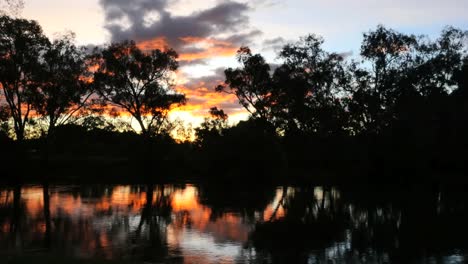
top-left (0, 15), bottom-right (49, 141)
top-left (272, 35), bottom-right (350, 136)
top-left (194, 107), bottom-right (229, 147)
top-left (216, 47), bottom-right (274, 121)
top-left (32, 32), bottom-right (93, 136)
top-left (92, 40), bottom-right (186, 137)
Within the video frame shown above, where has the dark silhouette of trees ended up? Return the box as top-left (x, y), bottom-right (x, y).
top-left (0, 15), bottom-right (49, 141)
top-left (347, 26), bottom-right (418, 135)
top-left (273, 35), bottom-right (350, 136)
top-left (32, 33), bottom-right (92, 137)
top-left (194, 117), bottom-right (283, 180)
top-left (92, 41), bottom-right (186, 138)
top-left (346, 26), bottom-right (466, 139)
top-left (209, 25), bottom-right (467, 175)
top-left (216, 47), bottom-right (274, 122)
top-left (0, 11), bottom-right (466, 180)
top-left (194, 107), bottom-right (228, 147)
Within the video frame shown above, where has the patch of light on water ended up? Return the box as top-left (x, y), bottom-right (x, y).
top-left (443, 253), bottom-right (465, 264)
top-left (168, 228), bottom-right (242, 263)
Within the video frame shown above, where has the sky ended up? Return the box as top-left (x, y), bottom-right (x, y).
top-left (21, 0), bottom-right (468, 127)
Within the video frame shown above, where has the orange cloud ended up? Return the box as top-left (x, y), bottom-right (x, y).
top-left (173, 83), bottom-right (239, 116)
top-left (136, 37), bottom-right (170, 51)
top-left (179, 47), bottom-right (238, 62)
top-left (178, 36), bottom-right (238, 61)
top-left (136, 36), bottom-right (238, 62)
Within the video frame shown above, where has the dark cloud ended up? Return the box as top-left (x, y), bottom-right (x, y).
top-left (178, 58), bottom-right (210, 67)
top-left (262, 37), bottom-right (286, 51)
top-left (99, 0), bottom-right (259, 53)
top-left (183, 67), bottom-right (226, 90)
top-left (263, 37), bottom-right (285, 46)
top-left (223, 30), bottom-right (263, 46)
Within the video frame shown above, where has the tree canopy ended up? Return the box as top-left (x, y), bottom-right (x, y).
top-left (32, 33), bottom-right (93, 136)
top-left (0, 15), bottom-right (49, 141)
top-left (92, 41), bottom-right (186, 137)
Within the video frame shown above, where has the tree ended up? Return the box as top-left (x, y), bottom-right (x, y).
top-left (0, 15), bottom-right (49, 141)
top-left (32, 33), bottom-right (92, 136)
top-left (194, 107), bottom-right (228, 147)
top-left (454, 58), bottom-right (468, 95)
top-left (216, 47), bottom-right (274, 122)
top-left (392, 27), bottom-right (467, 133)
top-left (412, 27), bottom-right (467, 96)
top-left (272, 35), bottom-right (350, 136)
top-left (92, 41), bottom-right (186, 138)
top-left (347, 25), bottom-right (418, 135)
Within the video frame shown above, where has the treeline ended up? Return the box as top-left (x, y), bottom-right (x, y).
top-left (0, 15), bottom-right (185, 142)
top-left (195, 26), bottom-right (468, 180)
top-left (0, 14), bottom-right (467, 181)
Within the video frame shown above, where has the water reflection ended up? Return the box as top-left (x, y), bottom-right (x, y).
top-left (0, 184), bottom-right (467, 263)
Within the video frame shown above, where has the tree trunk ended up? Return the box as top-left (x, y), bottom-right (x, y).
top-left (15, 126), bottom-right (24, 142)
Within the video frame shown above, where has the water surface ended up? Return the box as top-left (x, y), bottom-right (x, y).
top-left (0, 184), bottom-right (467, 263)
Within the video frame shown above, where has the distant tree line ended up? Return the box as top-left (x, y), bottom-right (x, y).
top-left (0, 13), bottom-right (467, 180)
top-left (198, 26), bottom-right (468, 178)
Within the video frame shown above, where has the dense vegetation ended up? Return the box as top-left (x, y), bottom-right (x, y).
top-left (0, 14), bottom-right (467, 182)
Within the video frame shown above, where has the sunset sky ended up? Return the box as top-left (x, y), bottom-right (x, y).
top-left (22, 0), bottom-right (468, 127)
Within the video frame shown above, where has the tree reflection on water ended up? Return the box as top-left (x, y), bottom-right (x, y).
top-left (0, 183), bottom-right (467, 263)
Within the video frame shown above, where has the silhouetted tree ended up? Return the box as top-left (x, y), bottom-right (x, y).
top-left (32, 33), bottom-right (92, 137)
top-left (216, 47), bottom-right (274, 122)
top-left (92, 41), bottom-right (186, 138)
top-left (194, 107), bottom-right (228, 147)
top-left (0, 15), bottom-right (49, 141)
top-left (347, 25), bottom-right (418, 135)
top-left (273, 35), bottom-right (350, 136)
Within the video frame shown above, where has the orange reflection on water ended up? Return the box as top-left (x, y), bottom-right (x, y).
top-left (263, 187), bottom-right (287, 221)
top-left (170, 186), bottom-right (250, 241)
top-left (0, 184), bottom-right (285, 262)
top-left (172, 186), bottom-right (202, 212)
top-left (21, 187), bottom-right (44, 216)
top-left (99, 186), bottom-right (147, 213)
